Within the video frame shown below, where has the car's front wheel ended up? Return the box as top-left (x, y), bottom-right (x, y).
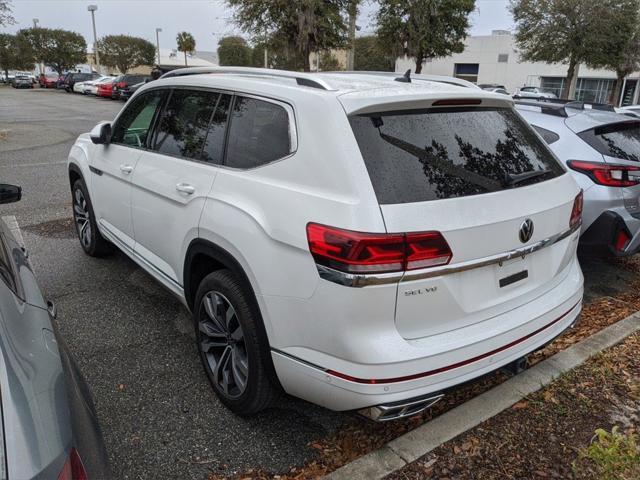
top-left (71, 178), bottom-right (113, 256)
top-left (194, 270), bottom-right (277, 415)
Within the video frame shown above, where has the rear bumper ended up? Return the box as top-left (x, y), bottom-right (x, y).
top-left (270, 258), bottom-right (583, 411)
top-left (579, 210), bottom-right (640, 256)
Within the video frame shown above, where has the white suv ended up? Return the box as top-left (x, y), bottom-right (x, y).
top-left (68, 68), bottom-right (584, 421)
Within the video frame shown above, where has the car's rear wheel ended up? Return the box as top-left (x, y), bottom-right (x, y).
top-left (71, 178), bottom-right (113, 256)
top-left (194, 270), bottom-right (277, 415)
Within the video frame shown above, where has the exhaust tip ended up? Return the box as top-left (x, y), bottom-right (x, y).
top-left (358, 393), bottom-right (444, 422)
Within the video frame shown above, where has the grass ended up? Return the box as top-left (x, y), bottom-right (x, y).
top-left (574, 426), bottom-right (640, 480)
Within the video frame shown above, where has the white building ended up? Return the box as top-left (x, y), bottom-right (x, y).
top-left (395, 30), bottom-right (640, 106)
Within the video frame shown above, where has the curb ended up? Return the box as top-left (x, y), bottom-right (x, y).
top-left (324, 312), bottom-right (640, 480)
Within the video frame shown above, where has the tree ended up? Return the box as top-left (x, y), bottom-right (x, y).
top-left (589, 0), bottom-right (640, 105)
top-left (227, 0), bottom-right (349, 71)
top-left (22, 28), bottom-right (85, 76)
top-left (176, 31), bottom-right (196, 66)
top-left (510, 0), bottom-right (633, 100)
top-left (98, 35), bottom-right (155, 74)
top-left (376, 0), bottom-right (475, 74)
top-left (354, 36), bottom-right (394, 71)
top-left (0, 32), bottom-right (34, 80)
top-left (0, 0), bottom-right (14, 27)
top-left (217, 36), bottom-right (252, 66)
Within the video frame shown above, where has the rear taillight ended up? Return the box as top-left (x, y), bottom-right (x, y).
top-left (306, 223), bottom-right (452, 274)
top-left (570, 190), bottom-right (583, 229)
top-left (567, 160), bottom-right (640, 187)
top-left (57, 448), bottom-right (87, 480)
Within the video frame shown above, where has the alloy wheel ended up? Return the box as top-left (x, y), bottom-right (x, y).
top-left (199, 291), bottom-right (249, 398)
top-left (73, 188), bottom-right (92, 249)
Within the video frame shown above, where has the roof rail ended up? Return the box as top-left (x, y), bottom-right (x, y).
top-left (326, 71), bottom-right (479, 89)
top-left (159, 66), bottom-right (336, 91)
top-left (538, 97), bottom-right (616, 112)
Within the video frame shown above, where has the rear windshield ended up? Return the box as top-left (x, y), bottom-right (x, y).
top-left (349, 107), bottom-right (565, 204)
top-left (578, 121), bottom-right (640, 161)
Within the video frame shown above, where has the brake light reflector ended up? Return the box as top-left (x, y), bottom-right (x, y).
top-left (306, 223), bottom-right (451, 274)
top-left (570, 190), bottom-right (583, 229)
top-left (567, 160), bottom-right (640, 187)
top-left (57, 448), bottom-right (87, 480)
top-left (615, 229), bottom-right (631, 252)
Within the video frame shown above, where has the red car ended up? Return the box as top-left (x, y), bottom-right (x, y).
top-left (97, 80), bottom-right (115, 98)
top-left (39, 73), bottom-right (59, 88)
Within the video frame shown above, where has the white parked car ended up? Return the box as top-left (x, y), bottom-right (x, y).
top-left (82, 76), bottom-right (115, 95)
top-left (67, 68), bottom-right (584, 421)
top-left (514, 86), bottom-right (558, 100)
top-left (517, 100), bottom-right (640, 256)
top-left (74, 76), bottom-right (111, 94)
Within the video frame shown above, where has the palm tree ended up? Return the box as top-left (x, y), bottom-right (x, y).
top-left (176, 31), bottom-right (196, 66)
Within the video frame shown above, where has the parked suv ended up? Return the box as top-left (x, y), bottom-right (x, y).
top-left (67, 68), bottom-right (584, 421)
top-left (111, 74), bottom-right (149, 100)
top-left (516, 100), bottom-right (640, 256)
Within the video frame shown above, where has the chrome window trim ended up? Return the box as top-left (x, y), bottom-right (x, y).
top-left (316, 221), bottom-right (581, 288)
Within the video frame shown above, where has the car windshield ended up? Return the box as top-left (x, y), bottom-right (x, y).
top-left (349, 107), bottom-right (565, 204)
top-left (579, 121), bottom-right (640, 161)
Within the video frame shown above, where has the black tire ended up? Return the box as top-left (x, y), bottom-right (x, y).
top-left (71, 178), bottom-right (113, 257)
top-left (194, 270), bottom-right (277, 415)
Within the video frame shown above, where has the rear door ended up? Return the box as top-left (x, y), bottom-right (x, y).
top-left (130, 88), bottom-right (231, 285)
top-left (349, 106), bottom-right (580, 339)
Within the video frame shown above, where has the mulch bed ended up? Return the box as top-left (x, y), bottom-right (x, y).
top-left (385, 332), bottom-right (640, 480)
top-left (209, 256), bottom-right (640, 480)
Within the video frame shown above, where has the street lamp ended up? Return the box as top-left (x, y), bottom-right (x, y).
top-left (155, 28), bottom-right (162, 65)
top-left (33, 18), bottom-right (44, 76)
top-left (87, 5), bottom-right (100, 73)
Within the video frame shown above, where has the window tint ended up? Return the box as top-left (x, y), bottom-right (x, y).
top-left (111, 90), bottom-right (165, 148)
top-left (152, 89), bottom-right (219, 160)
top-left (579, 121), bottom-right (640, 161)
top-left (225, 96), bottom-right (290, 169)
top-left (533, 125), bottom-right (560, 145)
top-left (202, 94), bottom-right (231, 164)
top-left (349, 107), bottom-right (565, 204)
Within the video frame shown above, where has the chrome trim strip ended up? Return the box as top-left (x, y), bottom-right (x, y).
top-left (317, 221), bottom-right (581, 288)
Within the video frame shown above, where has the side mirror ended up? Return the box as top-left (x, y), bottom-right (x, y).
top-left (0, 184), bottom-right (21, 204)
top-left (89, 122), bottom-right (112, 145)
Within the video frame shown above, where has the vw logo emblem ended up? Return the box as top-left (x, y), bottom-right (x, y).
top-left (519, 219), bottom-right (534, 243)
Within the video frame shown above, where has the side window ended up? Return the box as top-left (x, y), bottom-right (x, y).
top-left (202, 94), bottom-right (231, 164)
top-left (532, 125), bottom-right (560, 145)
top-left (111, 90), bottom-right (165, 148)
top-left (152, 89), bottom-right (219, 160)
top-left (225, 96), bottom-right (291, 169)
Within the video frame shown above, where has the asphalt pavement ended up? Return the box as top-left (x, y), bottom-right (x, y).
top-left (0, 85), bottom-right (344, 480)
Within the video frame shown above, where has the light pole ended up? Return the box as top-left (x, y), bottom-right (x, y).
top-left (155, 28), bottom-right (162, 65)
top-left (33, 19), bottom-right (45, 76)
top-left (87, 5), bottom-right (100, 73)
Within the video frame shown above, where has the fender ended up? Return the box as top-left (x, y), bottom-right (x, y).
top-left (183, 238), bottom-right (282, 387)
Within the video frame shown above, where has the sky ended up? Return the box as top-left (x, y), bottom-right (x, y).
top-left (4, 0), bottom-right (514, 53)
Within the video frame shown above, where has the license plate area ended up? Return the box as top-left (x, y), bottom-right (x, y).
top-left (499, 270), bottom-right (529, 288)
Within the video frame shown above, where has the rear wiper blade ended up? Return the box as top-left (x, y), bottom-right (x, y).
top-left (504, 169), bottom-right (552, 187)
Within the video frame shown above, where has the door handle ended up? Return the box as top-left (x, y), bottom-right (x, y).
top-left (120, 164), bottom-right (134, 174)
top-left (176, 183), bottom-right (195, 194)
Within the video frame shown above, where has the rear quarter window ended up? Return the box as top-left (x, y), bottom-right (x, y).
top-left (578, 121), bottom-right (640, 161)
top-left (349, 107), bottom-right (565, 204)
top-left (224, 96), bottom-right (291, 169)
